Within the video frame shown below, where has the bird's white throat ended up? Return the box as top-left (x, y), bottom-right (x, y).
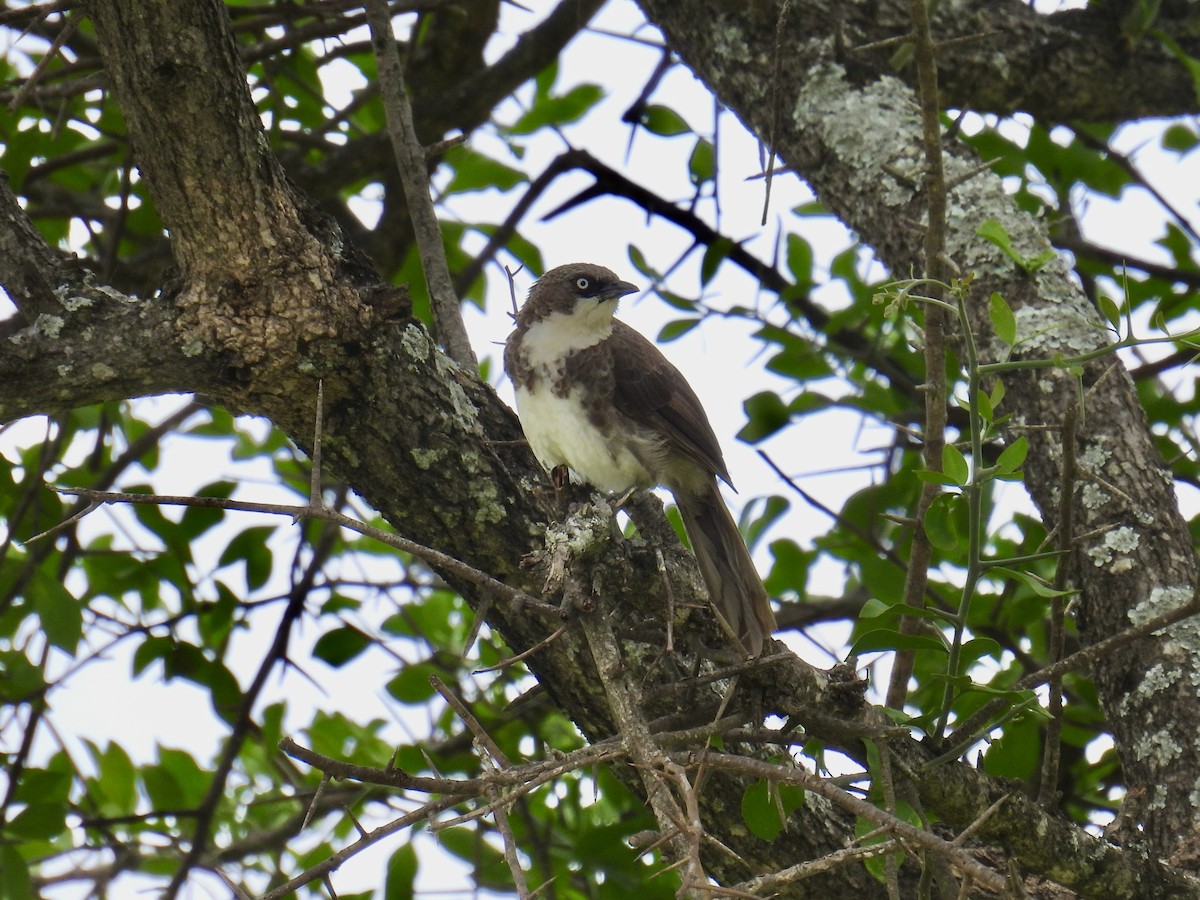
top-left (519, 303), bottom-right (615, 369)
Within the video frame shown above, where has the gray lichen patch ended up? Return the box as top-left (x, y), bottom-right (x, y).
top-left (399, 323), bottom-right (434, 365)
top-left (1128, 585), bottom-right (1200, 659)
top-left (1087, 525), bottom-right (1139, 571)
top-left (410, 447), bottom-right (445, 470)
top-left (1013, 305), bottom-right (1107, 356)
top-left (90, 362), bottom-right (118, 382)
top-left (34, 314), bottom-right (65, 338)
top-left (800, 64), bottom-right (924, 212)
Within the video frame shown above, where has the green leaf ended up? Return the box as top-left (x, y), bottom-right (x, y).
top-left (786, 233), bottom-right (814, 293)
top-left (858, 597), bottom-right (956, 625)
top-left (10, 764), bottom-right (71, 807)
top-left (791, 200), bottom-right (830, 217)
top-left (627, 244), bottom-right (659, 280)
top-left (743, 496), bottom-right (789, 550)
top-left (741, 778), bottom-right (805, 841)
top-left (1024, 249), bottom-right (1057, 273)
top-left (977, 219), bottom-right (1055, 274)
top-left (180, 481), bottom-right (235, 540)
top-left (29, 572), bottom-right (82, 652)
top-left (442, 146), bottom-right (527, 195)
top-left (637, 103), bottom-right (690, 136)
top-left (1097, 294), bottom-right (1122, 332)
top-left (689, 137), bottom-right (715, 184)
top-left (508, 83), bottom-right (604, 134)
top-left (1162, 123), bottom-right (1199, 154)
top-left (141, 763), bottom-right (184, 811)
top-left (990, 566), bottom-right (1076, 598)
top-left (941, 444), bottom-right (969, 486)
top-left (217, 525), bottom-right (275, 591)
top-left (313, 626), bottom-right (373, 667)
top-left (700, 237), bottom-right (731, 285)
top-left (924, 493), bottom-right (960, 552)
top-left (959, 637), bottom-right (1003, 670)
top-left (5, 803), bottom-right (67, 841)
top-left (438, 825), bottom-right (506, 872)
top-left (739, 391), bottom-right (791, 443)
top-left (849, 628), bottom-right (948, 656)
top-left (763, 537), bottom-right (813, 595)
top-left (996, 436), bottom-right (1028, 475)
top-left (384, 842), bottom-right (419, 900)
top-left (658, 318), bottom-right (700, 342)
top-left (0, 650), bottom-right (45, 704)
top-left (0, 845), bottom-right (34, 900)
top-left (157, 747), bottom-right (210, 807)
top-left (385, 663), bottom-right (438, 704)
top-left (989, 379), bottom-right (1006, 411)
top-left (988, 292), bottom-right (1017, 346)
top-left (132, 635), bottom-right (174, 677)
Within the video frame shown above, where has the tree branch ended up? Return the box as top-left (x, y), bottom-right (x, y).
top-left (365, 0), bottom-right (476, 368)
top-left (0, 172), bottom-right (70, 325)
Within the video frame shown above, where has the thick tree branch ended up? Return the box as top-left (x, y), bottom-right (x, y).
top-left (84, 0), bottom-right (308, 280)
top-left (0, 289), bottom-right (206, 421)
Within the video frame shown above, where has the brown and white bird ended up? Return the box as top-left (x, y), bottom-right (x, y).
top-left (504, 263), bottom-right (775, 655)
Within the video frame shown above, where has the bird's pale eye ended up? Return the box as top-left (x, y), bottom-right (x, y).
top-left (575, 277), bottom-right (590, 292)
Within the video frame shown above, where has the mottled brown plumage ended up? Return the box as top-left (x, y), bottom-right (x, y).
top-left (504, 263), bottom-right (775, 654)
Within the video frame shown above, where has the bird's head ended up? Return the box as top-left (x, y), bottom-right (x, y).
top-left (516, 263), bottom-right (639, 329)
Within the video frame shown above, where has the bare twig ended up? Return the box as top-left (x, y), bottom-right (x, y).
top-left (258, 795), bottom-right (462, 899)
top-left (43, 486), bottom-right (561, 617)
top-left (7, 11), bottom-right (78, 112)
top-left (473, 623), bottom-right (570, 673)
top-left (1038, 406), bottom-right (1077, 807)
top-left (280, 737), bottom-right (480, 795)
top-left (760, 0), bottom-right (793, 226)
top-left (885, 0), bottom-right (951, 711)
top-left (736, 838), bottom-right (901, 893)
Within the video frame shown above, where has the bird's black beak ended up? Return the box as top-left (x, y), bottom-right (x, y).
top-left (600, 280), bottom-right (639, 301)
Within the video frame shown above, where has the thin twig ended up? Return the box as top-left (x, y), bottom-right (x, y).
top-left (886, 0), bottom-right (951, 711)
top-left (473, 623), bottom-right (569, 673)
top-left (1038, 406), bottom-right (1076, 807)
top-left (258, 795), bottom-right (462, 899)
top-left (43, 486), bottom-right (561, 617)
top-left (8, 11), bottom-right (78, 112)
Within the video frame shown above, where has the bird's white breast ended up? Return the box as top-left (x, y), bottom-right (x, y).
top-left (514, 381), bottom-right (660, 494)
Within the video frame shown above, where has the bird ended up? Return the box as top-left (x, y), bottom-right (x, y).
top-left (503, 262), bottom-right (776, 655)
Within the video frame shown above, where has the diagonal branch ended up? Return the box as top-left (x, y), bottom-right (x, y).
top-left (365, 0), bottom-right (475, 368)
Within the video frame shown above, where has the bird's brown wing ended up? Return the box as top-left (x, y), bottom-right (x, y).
top-left (608, 319), bottom-right (733, 486)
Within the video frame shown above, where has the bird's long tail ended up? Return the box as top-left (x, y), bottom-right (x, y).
top-left (677, 481), bottom-right (776, 655)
